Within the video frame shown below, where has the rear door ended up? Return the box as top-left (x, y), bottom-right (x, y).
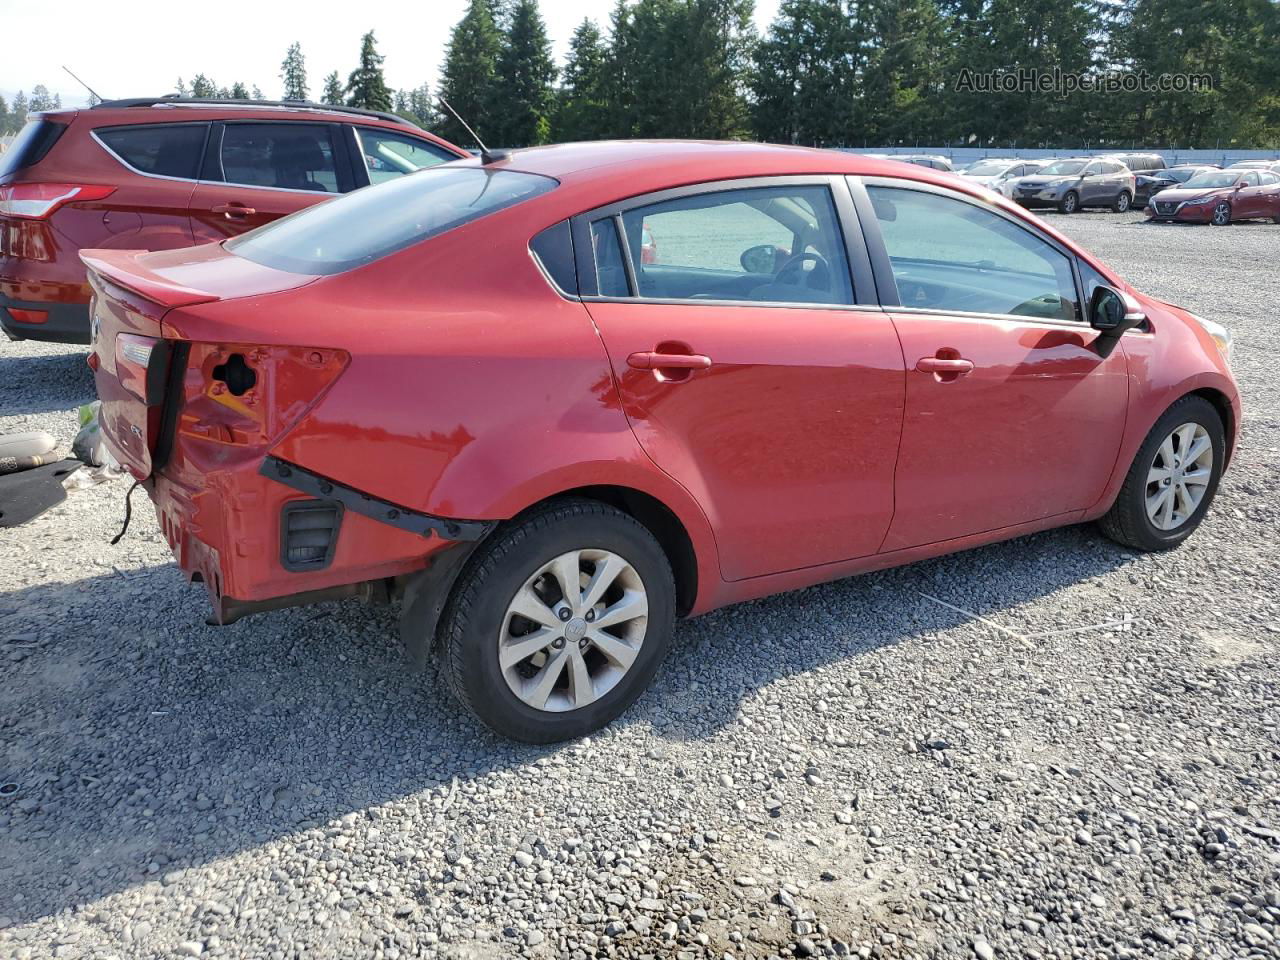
top-left (188, 121), bottom-right (350, 243)
top-left (1080, 162), bottom-right (1105, 204)
top-left (1231, 172), bottom-right (1266, 218)
top-left (575, 177), bottom-right (906, 581)
top-left (91, 122), bottom-right (211, 249)
top-left (1259, 172), bottom-right (1280, 218)
top-left (855, 178), bottom-right (1128, 550)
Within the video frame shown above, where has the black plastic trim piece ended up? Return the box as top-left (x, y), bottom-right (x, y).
top-left (259, 456), bottom-right (494, 542)
top-left (399, 542), bottom-right (485, 667)
top-left (150, 341), bottom-right (189, 474)
top-left (92, 97), bottom-right (420, 128)
top-left (280, 499), bottom-right (344, 572)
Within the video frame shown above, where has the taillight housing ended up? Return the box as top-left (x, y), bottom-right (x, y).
top-left (114, 333), bottom-right (171, 404)
top-left (0, 183), bottom-right (116, 220)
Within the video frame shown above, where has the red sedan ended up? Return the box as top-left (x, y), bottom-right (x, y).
top-left (1146, 169), bottom-right (1280, 225)
top-left (84, 142), bottom-right (1240, 742)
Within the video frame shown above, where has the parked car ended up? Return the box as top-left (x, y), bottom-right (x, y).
top-left (960, 158), bottom-right (1058, 196)
top-left (0, 97), bottom-right (467, 344)
top-left (1099, 152), bottom-right (1167, 173)
top-left (83, 142), bottom-right (1238, 742)
top-left (1133, 165), bottom-right (1220, 205)
top-left (1226, 159), bottom-right (1280, 173)
top-left (1010, 157), bottom-right (1137, 213)
top-left (895, 154), bottom-right (954, 172)
top-left (1146, 169), bottom-right (1280, 225)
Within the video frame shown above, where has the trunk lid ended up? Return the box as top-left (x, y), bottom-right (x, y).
top-left (82, 243), bottom-right (315, 479)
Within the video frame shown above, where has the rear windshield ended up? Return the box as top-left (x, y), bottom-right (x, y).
top-left (0, 119), bottom-right (68, 179)
top-left (227, 166), bottom-right (557, 275)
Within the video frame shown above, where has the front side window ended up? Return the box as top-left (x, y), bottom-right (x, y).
top-left (227, 166), bottom-right (556, 275)
top-left (867, 186), bottom-right (1079, 322)
top-left (220, 123), bottom-right (338, 193)
top-left (353, 127), bottom-right (455, 185)
top-left (96, 124), bottom-right (208, 180)
top-left (611, 184), bottom-right (853, 305)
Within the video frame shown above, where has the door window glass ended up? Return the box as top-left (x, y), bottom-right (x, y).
top-left (97, 124), bottom-right (208, 179)
top-left (615, 185), bottom-right (853, 305)
top-left (867, 186), bottom-right (1079, 322)
top-left (353, 127), bottom-right (455, 185)
top-left (591, 218), bottom-right (630, 297)
top-left (220, 123), bottom-right (338, 192)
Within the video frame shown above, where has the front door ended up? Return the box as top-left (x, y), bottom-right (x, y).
top-left (860, 181), bottom-right (1128, 551)
top-left (578, 180), bottom-right (905, 582)
top-left (188, 121), bottom-right (347, 243)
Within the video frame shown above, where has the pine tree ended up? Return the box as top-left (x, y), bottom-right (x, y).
top-left (175, 77), bottom-right (189, 97)
top-left (11, 91), bottom-right (28, 131)
top-left (230, 82), bottom-right (250, 100)
top-left (862, 0), bottom-right (951, 145)
top-left (494, 0), bottom-right (558, 146)
top-left (321, 71), bottom-right (345, 106)
top-left (281, 42), bottom-right (309, 100)
top-left (558, 18), bottom-right (612, 140)
top-left (252, 85), bottom-right (266, 100)
top-left (0, 96), bottom-right (10, 136)
top-left (436, 0), bottom-right (503, 145)
top-left (29, 85), bottom-right (56, 112)
top-left (408, 83), bottom-right (438, 128)
top-left (346, 31), bottom-right (394, 111)
top-left (190, 75), bottom-right (218, 98)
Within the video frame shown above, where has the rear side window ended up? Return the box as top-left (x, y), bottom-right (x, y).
top-left (227, 166), bottom-right (557, 275)
top-left (530, 220), bottom-right (577, 294)
top-left (96, 124), bottom-right (208, 180)
top-left (220, 123), bottom-right (338, 193)
top-left (0, 119), bottom-right (69, 178)
top-left (353, 127), bottom-right (455, 185)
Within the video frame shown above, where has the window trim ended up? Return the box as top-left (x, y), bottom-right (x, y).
top-left (569, 175), bottom-right (879, 310)
top-left (90, 122), bottom-right (213, 184)
top-left (850, 175), bottom-right (1091, 327)
top-left (200, 119), bottom-right (352, 195)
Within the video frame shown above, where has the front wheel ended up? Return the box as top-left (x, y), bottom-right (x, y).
top-left (1211, 201), bottom-right (1232, 226)
top-left (1097, 396), bottom-right (1225, 552)
top-left (1112, 191), bottom-right (1132, 213)
top-left (436, 499), bottom-right (675, 743)
top-left (1059, 191), bottom-right (1079, 214)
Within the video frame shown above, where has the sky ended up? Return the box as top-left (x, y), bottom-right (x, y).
top-left (0, 0), bottom-right (781, 109)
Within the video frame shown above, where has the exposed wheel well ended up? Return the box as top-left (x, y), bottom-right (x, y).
top-left (518, 486), bottom-right (699, 616)
top-left (1189, 387), bottom-right (1235, 464)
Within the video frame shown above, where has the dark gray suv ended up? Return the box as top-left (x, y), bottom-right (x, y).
top-left (1009, 157), bottom-right (1138, 213)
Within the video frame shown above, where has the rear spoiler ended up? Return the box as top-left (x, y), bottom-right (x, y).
top-left (80, 249), bottom-right (219, 309)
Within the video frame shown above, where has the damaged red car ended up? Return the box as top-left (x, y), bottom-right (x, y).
top-left (85, 142), bottom-right (1240, 742)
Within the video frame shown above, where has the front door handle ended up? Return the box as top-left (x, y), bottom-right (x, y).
top-left (916, 356), bottom-right (974, 375)
top-left (627, 351), bottom-right (712, 371)
top-left (212, 202), bottom-right (256, 219)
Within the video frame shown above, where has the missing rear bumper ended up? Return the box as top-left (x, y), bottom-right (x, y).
top-left (259, 455), bottom-right (494, 542)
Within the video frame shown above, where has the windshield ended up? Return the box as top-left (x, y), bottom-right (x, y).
top-left (1183, 172), bottom-right (1241, 189)
top-left (1038, 160), bottom-right (1088, 176)
top-left (1162, 168), bottom-right (1200, 183)
top-left (964, 161), bottom-right (1013, 176)
top-left (227, 166), bottom-right (557, 275)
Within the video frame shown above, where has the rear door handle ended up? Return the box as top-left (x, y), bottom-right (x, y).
top-left (916, 356), bottom-right (974, 375)
top-left (212, 203), bottom-right (256, 218)
top-left (627, 351), bottom-right (712, 371)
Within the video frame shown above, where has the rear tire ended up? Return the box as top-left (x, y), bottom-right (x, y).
top-left (1097, 396), bottom-right (1225, 552)
top-left (1059, 191), bottom-right (1079, 214)
top-left (1112, 191), bottom-right (1132, 213)
top-left (1211, 201), bottom-right (1232, 226)
top-left (436, 498), bottom-right (675, 743)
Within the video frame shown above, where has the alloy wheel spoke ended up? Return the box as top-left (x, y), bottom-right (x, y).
top-left (1147, 465), bottom-right (1172, 485)
top-left (1157, 435), bottom-right (1175, 469)
top-left (500, 627), bottom-right (560, 670)
top-left (1176, 424), bottom-right (1197, 457)
top-left (1182, 435), bottom-right (1211, 467)
top-left (581, 553), bottom-right (628, 612)
top-left (1147, 485), bottom-right (1172, 522)
top-left (567, 651), bottom-right (595, 707)
top-left (593, 590), bottom-right (648, 629)
top-left (587, 629), bottom-right (639, 669)
top-left (1181, 467), bottom-right (1211, 486)
top-left (509, 589), bottom-right (562, 630)
top-left (523, 647), bottom-right (569, 709)
top-left (548, 552), bottom-right (583, 613)
top-left (1160, 487), bottom-right (1177, 527)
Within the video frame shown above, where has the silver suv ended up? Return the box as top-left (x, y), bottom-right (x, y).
top-left (1009, 157), bottom-right (1137, 213)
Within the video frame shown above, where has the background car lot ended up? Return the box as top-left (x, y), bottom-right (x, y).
top-left (1, 211), bottom-right (1278, 958)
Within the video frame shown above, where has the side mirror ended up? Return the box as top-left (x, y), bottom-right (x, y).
top-left (1234, 181), bottom-right (1246, 190)
top-left (1090, 285), bottom-right (1146, 357)
top-left (740, 244), bottom-right (781, 275)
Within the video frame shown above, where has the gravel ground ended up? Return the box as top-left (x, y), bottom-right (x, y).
top-left (2, 211), bottom-right (1278, 960)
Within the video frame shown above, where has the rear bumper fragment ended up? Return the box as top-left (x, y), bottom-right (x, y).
top-left (0, 292), bottom-right (90, 343)
top-left (259, 455), bottom-right (495, 542)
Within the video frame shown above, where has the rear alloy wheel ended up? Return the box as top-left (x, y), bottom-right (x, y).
top-left (1059, 191), bottom-right (1079, 214)
top-left (1211, 201), bottom-right (1232, 226)
top-left (1113, 191), bottom-right (1132, 213)
top-left (1098, 396), bottom-right (1224, 551)
top-left (437, 499), bottom-right (675, 742)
